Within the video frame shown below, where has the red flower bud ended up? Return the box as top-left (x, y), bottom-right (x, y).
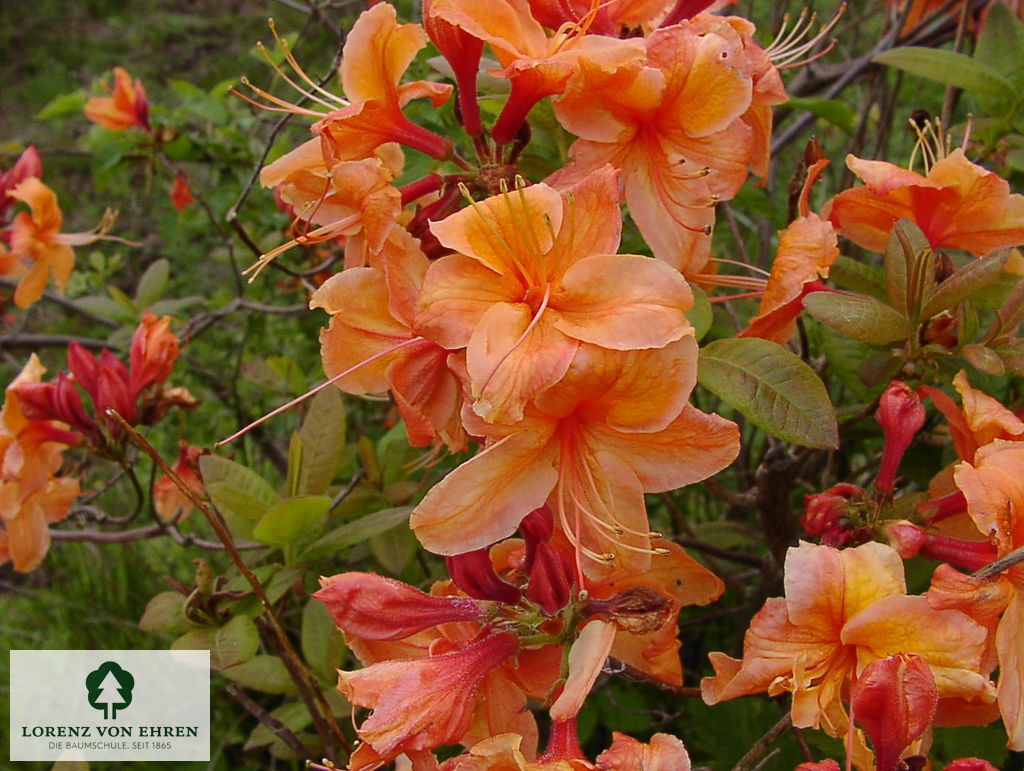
top-left (314, 572), bottom-right (488, 640)
top-left (527, 540), bottom-right (574, 615)
top-left (446, 549), bottom-right (522, 605)
top-left (54, 373), bottom-right (98, 437)
top-left (66, 342), bottom-right (99, 396)
top-left (944, 760), bottom-right (999, 771)
top-left (875, 381), bottom-right (926, 493)
top-left (850, 653), bottom-right (938, 771)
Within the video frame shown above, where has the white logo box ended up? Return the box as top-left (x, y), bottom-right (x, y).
top-left (10, 650), bottom-right (210, 762)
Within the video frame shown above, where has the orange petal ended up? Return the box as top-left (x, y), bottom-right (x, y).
top-left (410, 427), bottom-right (559, 555)
top-left (996, 586), bottom-right (1024, 749)
top-left (553, 254), bottom-right (693, 350)
top-left (549, 620), bottom-right (616, 721)
top-left (466, 302), bottom-right (578, 424)
top-left (416, 254), bottom-right (526, 349)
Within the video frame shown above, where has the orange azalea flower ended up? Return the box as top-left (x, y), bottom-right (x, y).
top-left (929, 440), bottom-right (1024, 749)
top-left (826, 149), bottom-right (1024, 256)
top-left (0, 355), bottom-right (80, 572)
top-left (311, 229), bottom-right (467, 450)
top-left (921, 370), bottom-right (1024, 464)
top-left (251, 141), bottom-right (405, 278)
top-left (441, 732), bottom-right (591, 770)
top-left (85, 66), bottom-right (151, 132)
top-left (6, 177), bottom-right (115, 308)
top-left (417, 166), bottom-right (694, 424)
top-left (550, 23), bottom-right (754, 275)
top-left (739, 158), bottom-right (838, 343)
top-left (313, 3), bottom-right (453, 164)
top-left (702, 541), bottom-right (995, 744)
top-left (589, 539), bottom-right (724, 686)
top-left (427, 0), bottom-right (646, 143)
top-left (411, 341), bottom-right (739, 577)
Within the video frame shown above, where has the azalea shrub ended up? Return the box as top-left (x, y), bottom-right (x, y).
top-left (6, 0), bottom-right (1024, 769)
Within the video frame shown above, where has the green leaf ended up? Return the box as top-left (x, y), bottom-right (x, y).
top-left (252, 495), bottom-right (331, 549)
top-left (134, 259), bottom-right (170, 309)
top-left (223, 567), bottom-right (304, 618)
top-left (829, 256), bottom-right (888, 302)
top-left (139, 592), bottom-right (195, 635)
top-left (975, 1), bottom-right (1024, 90)
top-left (106, 284), bottom-right (138, 314)
top-left (370, 522), bottom-right (417, 575)
top-left (303, 505), bottom-right (413, 561)
top-left (200, 454), bottom-right (281, 537)
top-left (244, 701), bottom-right (311, 751)
top-left (377, 423), bottom-right (418, 487)
top-left (803, 291), bottom-right (914, 345)
top-left (172, 615), bottom-right (259, 670)
top-left (222, 655), bottom-right (297, 695)
top-left (873, 47), bottom-right (1016, 102)
top-left (36, 91), bottom-right (88, 120)
top-left (921, 248), bottom-right (1012, 318)
top-left (962, 343), bottom-right (1006, 376)
top-left (73, 295), bottom-right (136, 323)
top-left (785, 97), bottom-right (856, 133)
top-left (148, 296), bottom-right (205, 316)
top-left (884, 219), bottom-right (930, 316)
top-left (296, 388), bottom-right (346, 495)
top-left (697, 338), bottom-right (838, 448)
top-left (301, 598), bottom-right (346, 682)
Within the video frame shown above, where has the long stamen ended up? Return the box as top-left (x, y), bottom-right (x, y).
top-left (579, 460), bottom-right (662, 541)
top-left (767, 4), bottom-right (846, 69)
top-left (216, 337), bottom-right (422, 447)
top-left (690, 273), bottom-right (768, 291)
top-left (709, 257), bottom-right (772, 278)
top-left (267, 19), bottom-right (349, 108)
top-left (567, 485), bottom-right (661, 556)
top-left (243, 211), bottom-right (361, 281)
top-left (458, 183), bottom-right (533, 280)
top-left (236, 77), bottom-right (324, 117)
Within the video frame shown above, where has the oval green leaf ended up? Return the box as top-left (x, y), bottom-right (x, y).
top-left (697, 338), bottom-right (838, 449)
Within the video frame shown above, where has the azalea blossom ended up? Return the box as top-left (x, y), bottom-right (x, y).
top-left (827, 149), bottom-right (1024, 256)
top-left (0, 356), bottom-right (80, 572)
top-left (416, 166), bottom-right (695, 424)
top-left (739, 157), bottom-right (837, 342)
top-left (929, 439), bottom-right (1024, 749)
top-left (549, 21), bottom-right (756, 274)
top-left (5, 177), bottom-right (116, 308)
top-left (85, 66), bottom-right (151, 132)
top-left (702, 541), bottom-right (995, 747)
top-left (411, 341), bottom-right (739, 577)
top-left (311, 229), bottom-right (467, 450)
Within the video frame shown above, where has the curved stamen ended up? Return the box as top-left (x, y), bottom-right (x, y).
top-left (216, 337), bottom-right (422, 447)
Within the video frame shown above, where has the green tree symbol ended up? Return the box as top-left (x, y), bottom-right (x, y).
top-left (86, 661), bottom-right (135, 719)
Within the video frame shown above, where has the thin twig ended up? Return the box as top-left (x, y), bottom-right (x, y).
top-left (107, 410), bottom-right (350, 760)
top-left (973, 543), bottom-right (1024, 580)
top-left (225, 682), bottom-right (315, 761)
top-left (0, 278), bottom-right (120, 328)
top-left (0, 334), bottom-right (118, 351)
top-left (731, 712), bottom-right (792, 771)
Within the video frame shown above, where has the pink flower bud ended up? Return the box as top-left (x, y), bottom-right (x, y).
top-left (314, 572), bottom-right (488, 640)
top-left (875, 381), bottom-right (926, 493)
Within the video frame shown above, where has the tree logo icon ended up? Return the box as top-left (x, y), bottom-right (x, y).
top-left (85, 661), bottom-right (135, 719)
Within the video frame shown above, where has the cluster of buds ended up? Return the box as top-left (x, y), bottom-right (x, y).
top-left (314, 506), bottom-right (721, 767)
top-left (14, 313), bottom-right (194, 458)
